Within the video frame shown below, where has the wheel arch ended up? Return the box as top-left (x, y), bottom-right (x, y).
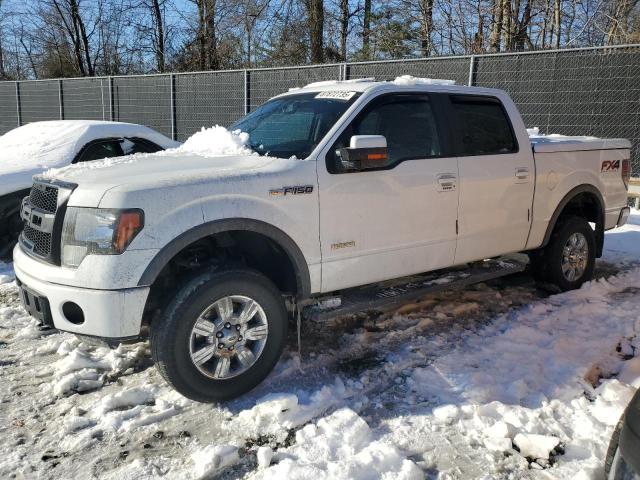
top-left (541, 184), bottom-right (605, 257)
top-left (138, 218), bottom-right (311, 299)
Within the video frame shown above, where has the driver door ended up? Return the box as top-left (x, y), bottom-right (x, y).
top-left (317, 93), bottom-right (460, 293)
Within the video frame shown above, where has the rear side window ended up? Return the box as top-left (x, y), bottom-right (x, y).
top-left (76, 140), bottom-right (124, 163)
top-left (450, 95), bottom-right (517, 156)
top-left (121, 138), bottom-right (164, 155)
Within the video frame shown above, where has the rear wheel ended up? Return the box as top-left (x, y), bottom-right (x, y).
top-left (150, 269), bottom-right (288, 402)
top-left (529, 216), bottom-right (596, 291)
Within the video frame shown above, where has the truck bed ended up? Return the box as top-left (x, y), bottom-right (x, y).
top-left (529, 133), bottom-right (631, 153)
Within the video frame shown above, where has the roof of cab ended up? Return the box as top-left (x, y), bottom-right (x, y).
top-left (273, 76), bottom-right (506, 99)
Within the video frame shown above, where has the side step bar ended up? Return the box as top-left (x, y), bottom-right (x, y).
top-left (303, 257), bottom-right (527, 322)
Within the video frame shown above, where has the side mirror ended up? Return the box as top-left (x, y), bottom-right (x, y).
top-left (337, 135), bottom-right (389, 171)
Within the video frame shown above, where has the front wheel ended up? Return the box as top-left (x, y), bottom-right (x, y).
top-left (529, 215), bottom-right (596, 291)
top-left (150, 269), bottom-right (288, 402)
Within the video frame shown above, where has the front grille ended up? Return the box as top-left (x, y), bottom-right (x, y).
top-left (23, 224), bottom-right (52, 257)
top-left (29, 185), bottom-right (58, 214)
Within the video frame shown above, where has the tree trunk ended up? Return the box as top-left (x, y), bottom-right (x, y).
top-left (69, 0), bottom-right (94, 76)
top-left (607, 0), bottom-right (638, 44)
top-left (541, 0), bottom-right (550, 48)
top-left (205, 0), bottom-right (218, 69)
top-left (339, 0), bottom-right (348, 60)
top-left (0, 0), bottom-right (5, 79)
top-left (52, 0), bottom-right (86, 75)
top-left (151, 0), bottom-right (165, 72)
top-left (363, 0), bottom-right (371, 58)
top-left (306, 0), bottom-right (324, 63)
top-left (473, 0), bottom-right (484, 53)
top-left (197, 0), bottom-right (206, 70)
top-left (553, 0), bottom-right (561, 49)
top-left (489, 0), bottom-right (504, 52)
top-left (419, 0), bottom-right (434, 57)
top-left (503, 0), bottom-right (512, 51)
top-left (514, 0), bottom-right (532, 50)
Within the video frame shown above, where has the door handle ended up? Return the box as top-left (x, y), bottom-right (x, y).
top-left (515, 167), bottom-right (530, 180)
top-left (437, 174), bottom-right (457, 191)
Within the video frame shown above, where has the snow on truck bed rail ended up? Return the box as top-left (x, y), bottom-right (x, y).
top-left (527, 127), bottom-right (632, 152)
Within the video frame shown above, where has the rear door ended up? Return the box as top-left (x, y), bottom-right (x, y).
top-left (317, 93), bottom-right (460, 292)
top-left (449, 94), bottom-right (535, 263)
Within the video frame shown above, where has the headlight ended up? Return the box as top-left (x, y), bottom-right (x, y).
top-left (61, 207), bottom-right (144, 267)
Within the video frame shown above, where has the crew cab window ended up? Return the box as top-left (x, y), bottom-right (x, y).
top-left (328, 94), bottom-right (442, 173)
top-left (76, 140), bottom-right (124, 163)
top-left (450, 95), bottom-right (517, 155)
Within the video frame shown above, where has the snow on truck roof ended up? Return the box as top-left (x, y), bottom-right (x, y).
top-left (278, 75), bottom-right (504, 99)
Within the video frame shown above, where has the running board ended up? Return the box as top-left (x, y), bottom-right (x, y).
top-left (304, 257), bottom-right (527, 322)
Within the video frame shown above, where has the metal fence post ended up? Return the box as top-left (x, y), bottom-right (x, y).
top-left (15, 82), bottom-right (21, 126)
top-left (170, 73), bottom-right (177, 141)
top-left (58, 79), bottom-right (64, 120)
top-left (467, 55), bottom-right (476, 86)
top-left (109, 76), bottom-right (114, 121)
top-left (244, 70), bottom-right (251, 115)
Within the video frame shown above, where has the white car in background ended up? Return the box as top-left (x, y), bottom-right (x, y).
top-left (0, 121), bottom-right (179, 258)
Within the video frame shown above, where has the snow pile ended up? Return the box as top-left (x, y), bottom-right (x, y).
top-left (49, 338), bottom-right (148, 396)
top-left (393, 75), bottom-right (456, 86)
top-left (175, 125), bottom-right (255, 157)
top-left (382, 268), bottom-right (640, 476)
top-left (249, 408), bottom-right (421, 480)
top-left (237, 378), bottom-right (350, 441)
top-left (191, 444), bottom-right (239, 478)
top-left (305, 78), bottom-right (375, 88)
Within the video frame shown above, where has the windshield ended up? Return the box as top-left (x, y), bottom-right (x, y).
top-left (230, 91), bottom-right (361, 159)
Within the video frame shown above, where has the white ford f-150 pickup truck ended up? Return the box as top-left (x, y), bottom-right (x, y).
top-left (13, 77), bottom-right (631, 402)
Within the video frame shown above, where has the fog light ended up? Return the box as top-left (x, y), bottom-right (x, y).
top-left (62, 302), bottom-right (85, 325)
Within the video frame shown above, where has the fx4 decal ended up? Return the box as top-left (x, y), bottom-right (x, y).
top-left (601, 160), bottom-right (621, 172)
top-left (269, 185), bottom-right (314, 196)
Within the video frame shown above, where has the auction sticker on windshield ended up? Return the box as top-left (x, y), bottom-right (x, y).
top-left (315, 91), bottom-right (357, 101)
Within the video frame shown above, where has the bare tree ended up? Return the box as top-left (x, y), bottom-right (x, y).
top-left (151, 0), bottom-right (166, 72)
top-left (607, 0), bottom-right (640, 44)
top-left (489, 0), bottom-right (505, 51)
top-left (304, 0), bottom-right (324, 62)
top-left (363, 0), bottom-right (372, 57)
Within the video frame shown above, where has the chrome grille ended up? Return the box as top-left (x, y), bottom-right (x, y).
top-left (23, 224), bottom-right (52, 257)
top-left (29, 185), bottom-right (58, 214)
top-left (20, 179), bottom-right (75, 264)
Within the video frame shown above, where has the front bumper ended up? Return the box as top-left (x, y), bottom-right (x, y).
top-left (14, 259), bottom-right (149, 339)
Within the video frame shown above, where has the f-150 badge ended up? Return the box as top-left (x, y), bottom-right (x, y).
top-left (269, 185), bottom-right (314, 196)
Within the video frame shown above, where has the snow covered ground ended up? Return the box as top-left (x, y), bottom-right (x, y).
top-left (1, 212), bottom-right (639, 480)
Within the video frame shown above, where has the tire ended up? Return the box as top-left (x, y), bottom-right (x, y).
top-left (605, 416), bottom-right (624, 478)
top-left (529, 215), bottom-right (596, 292)
top-left (150, 269), bottom-right (288, 402)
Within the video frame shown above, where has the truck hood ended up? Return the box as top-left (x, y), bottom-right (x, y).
top-left (39, 151), bottom-right (295, 207)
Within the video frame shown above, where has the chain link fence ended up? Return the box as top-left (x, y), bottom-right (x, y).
top-left (1, 45), bottom-right (639, 174)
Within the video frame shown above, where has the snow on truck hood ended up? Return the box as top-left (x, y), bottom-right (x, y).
top-left (0, 120), bottom-right (178, 196)
top-left (40, 126), bottom-right (295, 201)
